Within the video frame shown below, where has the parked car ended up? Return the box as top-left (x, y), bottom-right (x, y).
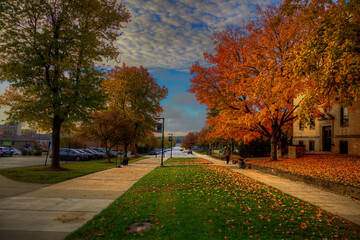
top-left (0, 147), bottom-right (14, 157)
top-left (10, 147), bottom-right (21, 155)
top-left (76, 149), bottom-right (93, 160)
top-left (83, 149), bottom-right (100, 159)
top-left (86, 148), bottom-right (106, 159)
top-left (187, 150), bottom-right (193, 154)
top-left (149, 150), bottom-right (160, 155)
top-left (54, 148), bottom-right (88, 161)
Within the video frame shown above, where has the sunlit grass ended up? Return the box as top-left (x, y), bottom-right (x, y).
top-left (66, 165), bottom-right (359, 239)
top-left (165, 157), bottom-right (212, 165)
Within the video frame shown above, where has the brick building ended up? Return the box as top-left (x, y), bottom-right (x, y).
top-left (292, 102), bottom-right (360, 155)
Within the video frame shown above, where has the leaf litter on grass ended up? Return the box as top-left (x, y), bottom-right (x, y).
top-left (67, 165), bottom-right (360, 240)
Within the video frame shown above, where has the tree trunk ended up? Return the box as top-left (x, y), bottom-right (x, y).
top-left (270, 135), bottom-right (278, 161)
top-left (51, 115), bottom-right (62, 169)
top-left (106, 146), bottom-right (111, 163)
top-left (123, 143), bottom-right (128, 160)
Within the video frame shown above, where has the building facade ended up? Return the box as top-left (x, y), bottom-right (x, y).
top-left (292, 102), bottom-right (360, 155)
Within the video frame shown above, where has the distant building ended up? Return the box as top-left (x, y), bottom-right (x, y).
top-left (0, 122), bottom-right (35, 149)
top-left (293, 102), bottom-right (360, 155)
top-left (0, 134), bottom-right (35, 149)
top-left (0, 122), bottom-right (22, 136)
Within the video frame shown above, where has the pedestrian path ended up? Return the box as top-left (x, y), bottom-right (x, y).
top-left (0, 157), bottom-right (163, 240)
top-left (199, 154), bottom-right (360, 226)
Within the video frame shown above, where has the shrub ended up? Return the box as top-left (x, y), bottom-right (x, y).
top-left (33, 150), bottom-right (42, 156)
top-left (237, 138), bottom-right (270, 157)
top-left (21, 150), bottom-right (29, 156)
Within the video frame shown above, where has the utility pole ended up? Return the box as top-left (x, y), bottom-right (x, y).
top-left (169, 133), bottom-right (173, 158)
top-left (156, 118), bottom-right (165, 166)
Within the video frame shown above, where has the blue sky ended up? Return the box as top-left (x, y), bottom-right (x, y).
top-left (116, 0), bottom-right (278, 136)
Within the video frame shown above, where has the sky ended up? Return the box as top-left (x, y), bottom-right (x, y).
top-left (115, 0), bottom-right (278, 136)
top-left (0, 0), bottom-right (279, 136)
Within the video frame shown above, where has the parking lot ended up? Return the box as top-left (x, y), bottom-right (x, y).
top-left (0, 155), bottom-right (49, 169)
top-left (0, 148), bottom-right (195, 169)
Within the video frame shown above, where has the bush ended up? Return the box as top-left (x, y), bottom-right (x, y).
top-left (32, 150), bottom-right (42, 156)
top-left (21, 150), bottom-right (30, 156)
top-left (237, 138), bottom-right (270, 157)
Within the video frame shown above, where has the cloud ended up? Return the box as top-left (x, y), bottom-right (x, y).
top-left (116, 0), bottom-right (277, 71)
top-left (161, 92), bottom-right (207, 133)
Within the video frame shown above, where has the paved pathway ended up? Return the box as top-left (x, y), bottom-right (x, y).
top-left (0, 158), bottom-right (162, 240)
top-left (199, 154), bottom-right (360, 226)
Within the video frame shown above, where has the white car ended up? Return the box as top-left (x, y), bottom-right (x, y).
top-left (0, 147), bottom-right (14, 157)
top-left (10, 148), bottom-right (21, 155)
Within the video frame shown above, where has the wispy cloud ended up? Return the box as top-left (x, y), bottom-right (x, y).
top-left (116, 0), bottom-right (276, 71)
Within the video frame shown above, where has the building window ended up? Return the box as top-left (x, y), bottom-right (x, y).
top-left (309, 141), bottom-right (315, 151)
top-left (339, 141), bottom-right (348, 154)
top-left (340, 107), bottom-right (349, 126)
top-left (299, 140), bottom-right (304, 146)
top-left (299, 120), bottom-right (304, 130)
top-left (310, 118), bottom-right (315, 130)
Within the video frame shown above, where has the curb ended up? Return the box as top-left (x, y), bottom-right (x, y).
top-left (248, 163), bottom-right (360, 200)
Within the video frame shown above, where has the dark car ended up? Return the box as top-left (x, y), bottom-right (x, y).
top-left (0, 147), bottom-right (14, 157)
top-left (187, 150), bottom-right (193, 154)
top-left (149, 150), bottom-right (160, 155)
top-left (86, 148), bottom-right (106, 159)
top-left (54, 148), bottom-right (88, 161)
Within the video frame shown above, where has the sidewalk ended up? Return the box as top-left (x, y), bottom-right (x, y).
top-left (199, 154), bottom-right (360, 226)
top-left (0, 157), bottom-right (163, 240)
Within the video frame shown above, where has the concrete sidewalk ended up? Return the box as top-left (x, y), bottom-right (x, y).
top-left (0, 157), bottom-right (162, 240)
top-left (200, 154), bottom-right (360, 226)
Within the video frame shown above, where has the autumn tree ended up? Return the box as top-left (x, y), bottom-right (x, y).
top-left (0, 0), bottom-right (130, 169)
top-left (182, 132), bottom-right (198, 149)
top-left (78, 109), bottom-right (135, 162)
top-left (138, 133), bottom-right (158, 154)
top-left (102, 64), bottom-right (168, 160)
top-left (190, 1), bottom-right (305, 161)
top-left (292, 0), bottom-right (360, 115)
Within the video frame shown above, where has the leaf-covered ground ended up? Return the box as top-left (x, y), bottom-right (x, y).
top-left (66, 165), bottom-right (359, 239)
top-left (248, 154), bottom-right (360, 188)
top-left (165, 157), bottom-right (213, 165)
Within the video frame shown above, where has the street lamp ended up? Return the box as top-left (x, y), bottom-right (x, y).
top-left (168, 133), bottom-right (173, 158)
top-left (155, 117), bottom-right (164, 166)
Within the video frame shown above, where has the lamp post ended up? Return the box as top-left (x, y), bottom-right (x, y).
top-left (168, 133), bottom-right (173, 158)
top-left (156, 117), bottom-right (164, 166)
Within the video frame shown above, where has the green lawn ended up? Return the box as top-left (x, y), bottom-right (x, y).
top-left (0, 157), bottom-right (146, 184)
top-left (66, 165), bottom-right (359, 240)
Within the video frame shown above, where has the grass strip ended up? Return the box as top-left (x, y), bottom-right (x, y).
top-left (66, 165), bottom-right (359, 239)
top-left (165, 157), bottom-right (213, 165)
top-left (0, 157), bottom-right (147, 184)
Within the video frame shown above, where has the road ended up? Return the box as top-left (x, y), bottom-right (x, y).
top-left (143, 147), bottom-right (195, 158)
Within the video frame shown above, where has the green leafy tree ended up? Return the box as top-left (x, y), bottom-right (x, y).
top-left (0, 0), bottom-right (130, 169)
top-left (292, 0), bottom-right (360, 112)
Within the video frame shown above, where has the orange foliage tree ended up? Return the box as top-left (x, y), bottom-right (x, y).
top-left (78, 109), bottom-right (136, 162)
top-left (190, 1), bottom-right (305, 161)
top-left (102, 64), bottom-right (168, 159)
top-left (182, 132), bottom-right (198, 150)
